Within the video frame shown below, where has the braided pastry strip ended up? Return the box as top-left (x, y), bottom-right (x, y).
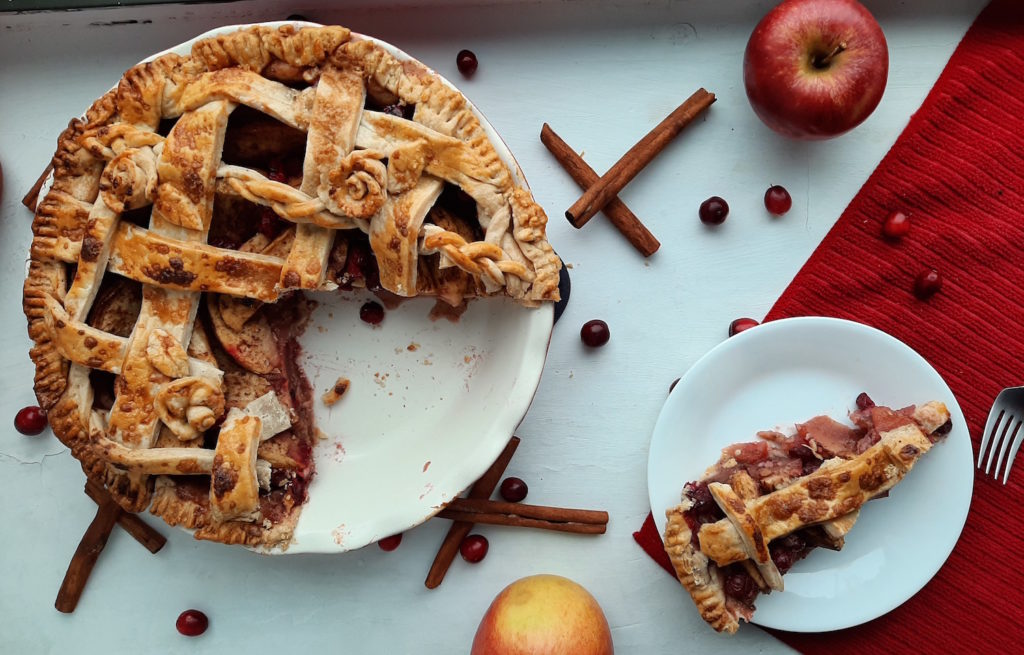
top-left (420, 224), bottom-right (534, 291)
top-left (217, 164), bottom-right (364, 230)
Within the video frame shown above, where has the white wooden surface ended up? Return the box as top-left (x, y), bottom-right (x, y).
top-left (0, 1), bottom-right (986, 652)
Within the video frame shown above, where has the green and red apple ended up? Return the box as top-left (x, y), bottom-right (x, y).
top-left (471, 575), bottom-right (613, 655)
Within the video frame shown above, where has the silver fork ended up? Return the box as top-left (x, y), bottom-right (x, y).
top-left (978, 386), bottom-right (1024, 483)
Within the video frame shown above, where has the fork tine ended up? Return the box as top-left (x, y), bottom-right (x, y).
top-left (979, 407), bottom-right (1005, 468)
top-left (992, 419), bottom-right (1021, 481)
top-left (1001, 421), bottom-right (1024, 484)
top-left (984, 412), bottom-right (1013, 475)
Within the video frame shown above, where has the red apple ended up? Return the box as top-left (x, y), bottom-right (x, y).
top-left (471, 575), bottom-right (613, 655)
top-left (743, 0), bottom-right (888, 139)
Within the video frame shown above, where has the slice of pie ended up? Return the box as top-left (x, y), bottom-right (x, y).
top-left (663, 395), bottom-right (952, 633)
top-left (23, 24), bottom-right (560, 548)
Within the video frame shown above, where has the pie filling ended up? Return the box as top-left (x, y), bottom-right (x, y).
top-left (25, 25), bottom-right (561, 548)
top-left (668, 394), bottom-right (952, 628)
top-left (80, 175), bottom-right (487, 539)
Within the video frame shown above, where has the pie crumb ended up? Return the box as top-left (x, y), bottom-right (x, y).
top-left (407, 342), bottom-right (419, 352)
top-left (322, 377), bottom-right (350, 406)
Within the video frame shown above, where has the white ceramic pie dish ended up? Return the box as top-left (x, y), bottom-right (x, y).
top-left (647, 317), bottom-right (973, 632)
top-left (36, 22), bottom-right (554, 554)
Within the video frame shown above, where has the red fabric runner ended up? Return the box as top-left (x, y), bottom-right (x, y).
top-left (633, 1), bottom-right (1024, 652)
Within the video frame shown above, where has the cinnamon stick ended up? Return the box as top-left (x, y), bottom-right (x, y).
top-left (22, 163), bottom-right (53, 211)
top-left (541, 124), bottom-right (660, 256)
top-left (425, 436), bottom-right (520, 589)
top-left (444, 497), bottom-right (608, 526)
top-left (55, 494), bottom-right (120, 613)
top-left (438, 498), bottom-right (608, 535)
top-left (565, 88), bottom-right (715, 227)
top-left (437, 509), bottom-right (606, 535)
top-left (84, 480), bottom-right (166, 554)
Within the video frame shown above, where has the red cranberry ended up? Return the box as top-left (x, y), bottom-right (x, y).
top-left (360, 301), bottom-right (385, 325)
top-left (267, 159), bottom-right (287, 184)
top-left (381, 102), bottom-right (411, 119)
top-left (459, 534), bottom-right (488, 563)
top-left (456, 49), bottom-right (478, 76)
top-left (257, 208), bottom-right (284, 239)
top-left (176, 609), bottom-right (209, 637)
top-left (699, 196), bottom-right (729, 225)
top-left (377, 534), bottom-right (402, 551)
top-left (882, 210), bottom-right (911, 239)
top-left (669, 378), bottom-right (680, 393)
top-left (913, 269), bottom-right (942, 300)
top-left (728, 317), bottom-right (759, 337)
top-left (764, 185), bottom-right (792, 216)
top-left (777, 533), bottom-right (806, 552)
top-left (771, 547), bottom-right (796, 573)
top-left (15, 406), bottom-right (47, 436)
top-left (580, 319), bottom-right (610, 347)
top-left (855, 392), bottom-right (875, 410)
top-left (499, 477), bottom-right (528, 503)
top-left (207, 235), bottom-right (241, 250)
top-left (683, 481), bottom-right (723, 525)
top-left (723, 571), bottom-right (759, 606)
top-left (339, 241), bottom-right (372, 290)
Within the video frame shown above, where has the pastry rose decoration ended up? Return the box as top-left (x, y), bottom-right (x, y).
top-left (322, 149), bottom-right (388, 219)
top-left (154, 376), bottom-right (226, 441)
top-left (99, 147), bottom-right (159, 213)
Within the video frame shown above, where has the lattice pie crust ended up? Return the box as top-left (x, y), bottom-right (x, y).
top-left (23, 25), bottom-right (560, 547)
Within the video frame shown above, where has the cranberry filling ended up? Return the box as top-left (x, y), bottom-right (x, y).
top-left (691, 395), bottom-right (935, 609)
top-left (381, 102), bottom-right (416, 120)
top-left (769, 532), bottom-right (810, 574)
top-left (681, 481), bottom-right (725, 545)
top-left (337, 238), bottom-right (382, 291)
top-left (722, 568), bottom-right (759, 607)
top-left (855, 392), bottom-right (876, 410)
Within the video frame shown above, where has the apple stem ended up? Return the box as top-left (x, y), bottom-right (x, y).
top-left (812, 42), bottom-right (847, 69)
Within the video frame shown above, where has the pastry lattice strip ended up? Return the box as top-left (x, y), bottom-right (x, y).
top-left (54, 68), bottom-right (547, 299)
top-left (662, 401), bottom-right (951, 633)
top-left (695, 402), bottom-right (951, 572)
top-left (25, 25), bottom-right (560, 544)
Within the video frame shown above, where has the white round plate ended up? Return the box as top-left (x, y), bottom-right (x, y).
top-left (53, 23), bottom-right (553, 553)
top-left (647, 317), bottom-right (972, 632)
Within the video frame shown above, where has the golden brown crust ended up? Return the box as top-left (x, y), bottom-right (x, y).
top-left (343, 38), bottom-right (560, 301)
top-left (707, 482), bottom-right (783, 591)
top-left (108, 223), bottom-right (284, 301)
top-left (698, 411), bottom-right (944, 567)
top-left (664, 402), bottom-right (950, 633)
top-left (24, 23), bottom-right (560, 549)
top-left (210, 411), bottom-right (262, 522)
top-left (664, 506), bottom-right (739, 634)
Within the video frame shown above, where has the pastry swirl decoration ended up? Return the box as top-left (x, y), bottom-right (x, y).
top-left (154, 376), bottom-right (226, 441)
top-left (99, 147), bottom-right (159, 212)
top-left (321, 149), bottom-right (388, 220)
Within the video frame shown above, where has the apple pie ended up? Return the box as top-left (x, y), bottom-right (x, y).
top-left (663, 395), bottom-right (951, 632)
top-left (23, 24), bottom-right (560, 548)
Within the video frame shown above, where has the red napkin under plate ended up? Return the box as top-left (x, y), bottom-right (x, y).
top-left (634, 1), bottom-right (1024, 652)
